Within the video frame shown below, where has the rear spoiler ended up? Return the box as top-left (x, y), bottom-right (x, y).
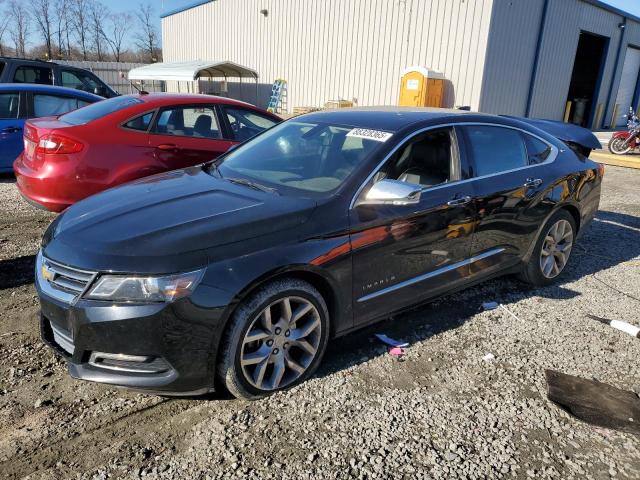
top-left (502, 116), bottom-right (601, 156)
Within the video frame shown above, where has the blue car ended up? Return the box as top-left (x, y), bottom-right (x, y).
top-left (0, 84), bottom-right (102, 173)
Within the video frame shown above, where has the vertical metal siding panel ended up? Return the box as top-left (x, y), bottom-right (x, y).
top-left (161, 0), bottom-right (493, 111)
top-left (479, 0), bottom-right (545, 115)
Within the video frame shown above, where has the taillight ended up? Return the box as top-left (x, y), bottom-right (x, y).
top-left (597, 163), bottom-right (605, 178)
top-left (24, 123), bottom-right (38, 143)
top-left (36, 134), bottom-right (83, 154)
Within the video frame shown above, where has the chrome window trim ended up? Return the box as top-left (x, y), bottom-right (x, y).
top-left (357, 247), bottom-right (505, 303)
top-left (349, 122), bottom-right (559, 210)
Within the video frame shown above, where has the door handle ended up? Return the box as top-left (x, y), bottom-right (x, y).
top-left (156, 143), bottom-right (179, 151)
top-left (447, 195), bottom-right (472, 207)
top-left (523, 178), bottom-right (543, 188)
top-left (0, 126), bottom-right (22, 134)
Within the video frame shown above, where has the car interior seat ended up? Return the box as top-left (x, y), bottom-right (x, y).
top-left (397, 136), bottom-right (450, 187)
top-left (193, 115), bottom-right (213, 137)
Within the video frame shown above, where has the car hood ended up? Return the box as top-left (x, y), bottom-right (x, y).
top-left (44, 167), bottom-right (317, 273)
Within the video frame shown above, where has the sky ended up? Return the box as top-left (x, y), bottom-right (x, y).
top-left (111, 0), bottom-right (640, 38)
top-left (77, 0), bottom-right (640, 50)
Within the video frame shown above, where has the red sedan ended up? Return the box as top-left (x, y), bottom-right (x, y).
top-left (14, 93), bottom-right (281, 212)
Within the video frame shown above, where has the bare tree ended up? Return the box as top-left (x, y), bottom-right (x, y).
top-left (134, 3), bottom-right (159, 62)
top-left (54, 0), bottom-right (71, 58)
top-left (30, 0), bottom-right (54, 59)
top-left (0, 9), bottom-right (11, 56)
top-left (8, 0), bottom-right (30, 58)
top-left (104, 12), bottom-right (131, 62)
top-left (70, 0), bottom-right (90, 60)
top-left (88, 0), bottom-right (108, 60)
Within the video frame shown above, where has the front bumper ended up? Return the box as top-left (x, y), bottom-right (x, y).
top-left (36, 255), bottom-right (228, 395)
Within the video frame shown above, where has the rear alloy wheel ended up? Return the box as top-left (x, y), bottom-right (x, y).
top-left (608, 137), bottom-right (632, 155)
top-left (218, 279), bottom-right (329, 399)
top-left (539, 219), bottom-right (573, 279)
top-left (519, 210), bottom-right (576, 286)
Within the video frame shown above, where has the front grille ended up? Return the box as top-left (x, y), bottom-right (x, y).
top-left (37, 251), bottom-right (96, 303)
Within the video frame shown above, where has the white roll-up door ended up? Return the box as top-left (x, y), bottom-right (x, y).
top-left (614, 47), bottom-right (640, 127)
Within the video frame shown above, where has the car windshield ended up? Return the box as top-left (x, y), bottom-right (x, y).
top-left (59, 96), bottom-right (142, 125)
top-left (216, 121), bottom-right (388, 194)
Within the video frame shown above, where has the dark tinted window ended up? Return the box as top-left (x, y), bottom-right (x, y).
top-left (123, 112), bottom-right (153, 131)
top-left (13, 65), bottom-right (53, 85)
top-left (60, 96), bottom-right (141, 125)
top-left (0, 92), bottom-right (19, 118)
top-left (0, 62), bottom-right (5, 77)
top-left (61, 69), bottom-right (102, 93)
top-left (153, 106), bottom-right (221, 138)
top-left (464, 126), bottom-right (527, 177)
top-left (226, 107), bottom-right (278, 141)
top-left (523, 134), bottom-right (552, 165)
top-left (33, 94), bottom-right (86, 117)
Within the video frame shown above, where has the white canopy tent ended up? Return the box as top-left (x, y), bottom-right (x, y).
top-left (128, 60), bottom-right (259, 99)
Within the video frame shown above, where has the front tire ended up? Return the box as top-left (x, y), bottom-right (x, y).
top-left (217, 279), bottom-right (329, 400)
top-left (519, 210), bottom-right (576, 287)
top-left (608, 137), bottom-right (632, 155)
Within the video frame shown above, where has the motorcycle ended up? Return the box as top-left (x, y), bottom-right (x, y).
top-left (609, 107), bottom-right (640, 155)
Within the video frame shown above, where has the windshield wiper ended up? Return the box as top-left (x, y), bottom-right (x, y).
top-left (226, 177), bottom-right (279, 195)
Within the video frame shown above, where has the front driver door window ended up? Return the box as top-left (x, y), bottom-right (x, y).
top-left (349, 127), bottom-right (477, 324)
top-left (225, 107), bottom-right (279, 142)
top-left (149, 105), bottom-right (234, 169)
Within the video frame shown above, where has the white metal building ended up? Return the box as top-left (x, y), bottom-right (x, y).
top-left (161, 0), bottom-right (640, 129)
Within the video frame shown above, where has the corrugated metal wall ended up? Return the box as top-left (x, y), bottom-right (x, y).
top-left (480, 0), bottom-right (640, 127)
top-left (55, 61), bottom-right (163, 94)
top-left (161, 0), bottom-right (494, 112)
top-left (479, 0), bottom-right (546, 116)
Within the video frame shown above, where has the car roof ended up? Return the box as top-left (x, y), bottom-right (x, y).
top-left (0, 83), bottom-right (103, 100)
top-left (128, 92), bottom-right (277, 114)
top-left (297, 106), bottom-right (478, 131)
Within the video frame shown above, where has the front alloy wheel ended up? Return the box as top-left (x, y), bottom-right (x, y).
top-left (240, 296), bottom-right (321, 391)
top-left (218, 279), bottom-right (329, 399)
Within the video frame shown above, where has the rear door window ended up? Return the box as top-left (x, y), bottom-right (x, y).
top-left (152, 106), bottom-right (221, 139)
top-left (225, 107), bottom-right (279, 141)
top-left (463, 125), bottom-right (528, 177)
top-left (60, 96), bottom-right (142, 125)
top-left (0, 92), bottom-right (20, 118)
top-left (33, 94), bottom-right (86, 117)
top-left (13, 65), bottom-right (53, 85)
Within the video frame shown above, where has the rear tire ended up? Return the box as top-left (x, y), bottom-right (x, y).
top-left (217, 279), bottom-right (329, 400)
top-left (518, 210), bottom-right (576, 287)
top-left (608, 137), bottom-right (632, 155)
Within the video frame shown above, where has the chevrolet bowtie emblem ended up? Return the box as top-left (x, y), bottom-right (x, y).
top-left (41, 264), bottom-right (55, 282)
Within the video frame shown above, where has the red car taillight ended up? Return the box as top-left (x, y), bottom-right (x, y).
top-left (597, 163), bottom-right (605, 178)
top-left (36, 134), bottom-right (84, 154)
top-left (24, 123), bottom-right (38, 143)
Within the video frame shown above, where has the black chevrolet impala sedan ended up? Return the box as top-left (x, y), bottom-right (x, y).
top-left (36, 108), bottom-right (602, 399)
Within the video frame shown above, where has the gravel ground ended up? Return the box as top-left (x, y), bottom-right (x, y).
top-left (1, 166), bottom-right (640, 479)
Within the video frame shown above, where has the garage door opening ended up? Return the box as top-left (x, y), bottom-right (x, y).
top-left (565, 32), bottom-right (609, 128)
top-left (613, 46), bottom-right (640, 127)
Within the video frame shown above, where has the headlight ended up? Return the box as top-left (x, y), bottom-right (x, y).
top-left (85, 269), bottom-right (205, 303)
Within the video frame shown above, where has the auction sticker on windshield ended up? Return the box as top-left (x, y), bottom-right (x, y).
top-left (346, 128), bottom-right (393, 142)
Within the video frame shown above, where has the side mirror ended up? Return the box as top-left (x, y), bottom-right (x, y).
top-left (93, 86), bottom-right (108, 97)
top-left (357, 179), bottom-right (422, 207)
